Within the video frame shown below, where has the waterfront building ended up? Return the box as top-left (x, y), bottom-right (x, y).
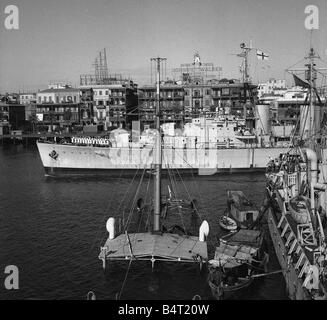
top-left (139, 53), bottom-right (257, 127)
top-left (138, 81), bottom-right (184, 126)
top-left (210, 79), bottom-right (257, 120)
top-left (0, 102), bottom-right (10, 134)
top-left (0, 102), bottom-right (25, 132)
top-left (19, 93), bottom-right (36, 105)
top-left (80, 88), bottom-right (94, 126)
top-left (79, 77), bottom-right (138, 130)
top-left (18, 93), bottom-right (37, 122)
top-left (174, 53), bottom-right (223, 121)
top-left (36, 85), bottom-right (81, 133)
top-left (8, 104), bottom-right (26, 130)
top-left (257, 78), bottom-right (287, 99)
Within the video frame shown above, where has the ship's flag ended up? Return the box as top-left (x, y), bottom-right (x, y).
top-left (256, 50), bottom-right (269, 60)
top-left (293, 74), bottom-right (310, 88)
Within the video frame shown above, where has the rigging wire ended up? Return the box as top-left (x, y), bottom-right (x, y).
top-left (124, 167), bottom-right (147, 232)
top-left (89, 169), bottom-right (125, 254)
top-left (163, 154), bottom-right (188, 234)
top-left (136, 171), bottom-right (152, 233)
top-left (96, 167), bottom-right (141, 249)
top-left (116, 259), bottom-right (133, 300)
top-left (170, 150), bottom-right (207, 221)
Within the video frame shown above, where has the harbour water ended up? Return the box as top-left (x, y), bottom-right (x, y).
top-left (0, 144), bottom-right (288, 300)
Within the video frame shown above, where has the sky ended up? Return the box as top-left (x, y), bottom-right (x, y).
top-left (0, 0), bottom-right (327, 92)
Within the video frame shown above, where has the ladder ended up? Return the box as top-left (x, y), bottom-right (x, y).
top-left (276, 215), bottom-right (312, 281)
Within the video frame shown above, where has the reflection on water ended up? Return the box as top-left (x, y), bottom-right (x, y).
top-left (0, 145), bottom-right (287, 300)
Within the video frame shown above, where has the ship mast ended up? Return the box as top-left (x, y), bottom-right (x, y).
top-left (238, 42), bottom-right (252, 84)
top-left (151, 57), bottom-right (166, 232)
top-left (234, 42), bottom-right (254, 119)
top-left (305, 47), bottom-right (318, 146)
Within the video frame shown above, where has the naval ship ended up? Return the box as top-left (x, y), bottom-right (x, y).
top-left (265, 47), bottom-right (327, 299)
top-left (36, 44), bottom-right (292, 176)
top-left (36, 114), bottom-right (289, 176)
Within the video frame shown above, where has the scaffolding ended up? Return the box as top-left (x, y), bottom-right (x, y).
top-left (80, 48), bottom-right (132, 86)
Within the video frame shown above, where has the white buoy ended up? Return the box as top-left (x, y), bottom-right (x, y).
top-left (87, 291), bottom-right (96, 300)
top-left (199, 220), bottom-right (209, 242)
top-left (106, 217), bottom-right (116, 240)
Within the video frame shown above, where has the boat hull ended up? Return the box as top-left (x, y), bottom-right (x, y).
top-left (267, 207), bottom-right (312, 300)
top-left (208, 276), bottom-right (254, 300)
top-left (37, 141), bottom-right (288, 176)
top-left (219, 216), bottom-right (238, 231)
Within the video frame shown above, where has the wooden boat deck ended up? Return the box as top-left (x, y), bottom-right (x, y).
top-left (210, 242), bottom-right (258, 268)
top-left (225, 229), bottom-right (262, 249)
top-left (99, 232), bottom-right (208, 262)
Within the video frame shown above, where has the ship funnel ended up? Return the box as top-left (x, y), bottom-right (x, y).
top-left (106, 217), bottom-right (116, 240)
top-left (199, 220), bottom-right (209, 242)
top-left (305, 148), bottom-right (325, 241)
top-left (305, 148), bottom-right (317, 185)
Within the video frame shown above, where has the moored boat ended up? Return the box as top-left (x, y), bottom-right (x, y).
top-left (219, 215), bottom-right (238, 232)
top-left (264, 45), bottom-right (327, 300)
top-left (227, 190), bottom-right (260, 229)
top-left (208, 229), bottom-right (268, 300)
top-left (97, 57), bottom-right (210, 299)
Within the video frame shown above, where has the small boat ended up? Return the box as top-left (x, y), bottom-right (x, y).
top-left (208, 229), bottom-right (268, 300)
top-left (219, 215), bottom-right (238, 232)
top-left (227, 190), bottom-right (260, 229)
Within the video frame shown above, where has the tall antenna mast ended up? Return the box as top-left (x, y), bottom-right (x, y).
top-left (237, 42), bottom-right (252, 83)
top-left (150, 57), bottom-right (166, 232)
top-left (305, 46), bottom-right (318, 143)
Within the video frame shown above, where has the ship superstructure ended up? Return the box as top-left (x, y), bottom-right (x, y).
top-left (265, 46), bottom-right (327, 300)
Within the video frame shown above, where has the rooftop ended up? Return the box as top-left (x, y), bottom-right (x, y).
top-left (39, 88), bottom-right (80, 93)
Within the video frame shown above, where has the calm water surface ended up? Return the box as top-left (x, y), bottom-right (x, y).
top-left (0, 144), bottom-right (288, 300)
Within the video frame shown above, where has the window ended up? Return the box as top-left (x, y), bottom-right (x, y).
top-left (38, 97), bottom-right (41, 103)
top-left (206, 89), bottom-right (211, 95)
top-left (99, 91), bottom-right (102, 95)
top-left (221, 88), bottom-right (229, 96)
top-left (105, 90), bottom-right (108, 95)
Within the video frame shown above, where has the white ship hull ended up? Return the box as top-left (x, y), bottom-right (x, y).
top-left (36, 141), bottom-right (288, 176)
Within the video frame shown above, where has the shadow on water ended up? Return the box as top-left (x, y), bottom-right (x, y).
top-left (102, 261), bottom-right (212, 300)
